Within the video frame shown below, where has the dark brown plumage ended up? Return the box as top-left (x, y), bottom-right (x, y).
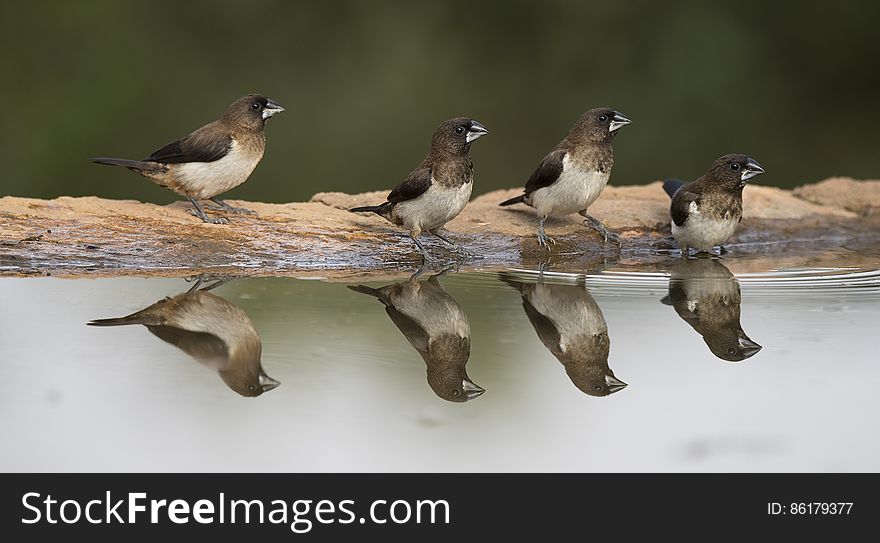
top-left (499, 107), bottom-right (631, 248)
top-left (661, 258), bottom-right (762, 362)
top-left (664, 153), bottom-right (765, 255)
top-left (87, 281), bottom-right (280, 397)
top-left (92, 94), bottom-right (284, 224)
top-left (349, 269), bottom-right (484, 403)
top-left (500, 273), bottom-right (627, 397)
top-left (350, 117), bottom-right (488, 261)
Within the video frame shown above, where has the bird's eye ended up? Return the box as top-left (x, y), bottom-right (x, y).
top-left (454, 126), bottom-right (465, 135)
top-left (598, 114), bottom-right (608, 122)
top-left (727, 348), bottom-right (737, 355)
top-left (730, 163), bottom-right (740, 171)
top-left (594, 385), bottom-right (603, 392)
top-left (248, 385), bottom-right (256, 391)
top-left (451, 390), bottom-right (461, 396)
top-left (251, 102), bottom-right (261, 110)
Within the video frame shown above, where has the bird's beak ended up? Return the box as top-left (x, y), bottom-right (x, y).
top-left (466, 120), bottom-right (489, 143)
top-left (605, 374), bottom-right (628, 394)
top-left (737, 336), bottom-right (763, 358)
top-left (462, 379), bottom-right (486, 400)
top-left (259, 372), bottom-right (281, 392)
top-left (741, 158), bottom-right (765, 182)
top-left (262, 99), bottom-right (285, 120)
top-left (609, 111), bottom-right (632, 132)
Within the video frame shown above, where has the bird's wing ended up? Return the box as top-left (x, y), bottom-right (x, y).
top-left (524, 149), bottom-right (567, 195)
top-left (385, 306), bottom-right (431, 353)
top-left (147, 325), bottom-right (230, 364)
top-left (386, 164), bottom-right (433, 205)
top-left (670, 188), bottom-right (701, 227)
top-left (145, 122), bottom-right (233, 164)
top-left (521, 298), bottom-right (563, 355)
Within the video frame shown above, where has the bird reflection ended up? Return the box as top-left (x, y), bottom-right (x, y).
top-left (500, 271), bottom-right (627, 397)
top-left (349, 267), bottom-right (484, 403)
top-left (88, 276), bottom-right (280, 397)
top-left (661, 258), bottom-right (762, 362)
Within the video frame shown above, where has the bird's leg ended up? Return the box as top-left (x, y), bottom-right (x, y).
top-left (579, 211), bottom-right (621, 245)
top-left (185, 274), bottom-right (231, 293)
top-left (538, 256), bottom-right (552, 284)
top-left (537, 216), bottom-right (555, 249)
top-left (187, 198), bottom-right (228, 224)
top-left (411, 233), bottom-right (434, 263)
top-left (431, 229), bottom-right (476, 257)
top-left (209, 197), bottom-right (256, 215)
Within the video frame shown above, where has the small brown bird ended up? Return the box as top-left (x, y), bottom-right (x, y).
top-left (499, 108), bottom-right (631, 248)
top-left (500, 273), bottom-right (627, 397)
top-left (350, 117), bottom-right (489, 261)
top-left (663, 153), bottom-right (765, 255)
top-left (349, 268), bottom-right (484, 402)
top-left (87, 279), bottom-right (279, 397)
top-left (661, 258), bottom-right (762, 362)
top-left (92, 94), bottom-right (284, 224)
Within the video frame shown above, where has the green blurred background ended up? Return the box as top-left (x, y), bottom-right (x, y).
top-left (2, 0), bottom-right (877, 204)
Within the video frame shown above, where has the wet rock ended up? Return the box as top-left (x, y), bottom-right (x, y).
top-left (1, 178), bottom-right (878, 279)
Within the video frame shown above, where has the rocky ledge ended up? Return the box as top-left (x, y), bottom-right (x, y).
top-left (1, 177), bottom-right (878, 279)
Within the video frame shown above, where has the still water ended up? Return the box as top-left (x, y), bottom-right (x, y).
top-left (2, 258), bottom-right (879, 472)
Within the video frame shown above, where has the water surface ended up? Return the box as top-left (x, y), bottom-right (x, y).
top-left (2, 257), bottom-right (878, 472)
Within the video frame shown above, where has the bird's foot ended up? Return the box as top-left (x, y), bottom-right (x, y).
top-left (537, 232), bottom-right (556, 249)
top-left (583, 219), bottom-right (621, 246)
top-left (208, 198), bottom-right (256, 215)
top-left (187, 208), bottom-right (228, 224)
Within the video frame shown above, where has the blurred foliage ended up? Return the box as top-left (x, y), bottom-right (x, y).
top-left (1, 0), bottom-right (878, 204)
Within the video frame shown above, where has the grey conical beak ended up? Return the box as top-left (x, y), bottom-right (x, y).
top-left (466, 120), bottom-right (489, 143)
top-left (262, 99), bottom-right (285, 120)
top-left (737, 336), bottom-right (763, 358)
top-left (609, 111), bottom-right (631, 132)
top-left (462, 379), bottom-right (486, 400)
top-left (741, 158), bottom-right (765, 182)
top-left (605, 374), bottom-right (628, 394)
top-left (259, 372), bottom-right (281, 392)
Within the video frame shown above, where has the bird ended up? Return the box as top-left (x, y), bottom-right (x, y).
top-left (92, 94), bottom-right (284, 224)
top-left (348, 267), bottom-right (485, 402)
top-left (499, 108), bottom-right (631, 249)
top-left (661, 258), bottom-right (762, 362)
top-left (663, 153), bottom-right (765, 256)
top-left (87, 277), bottom-right (280, 397)
top-left (499, 272), bottom-right (627, 397)
top-left (349, 117), bottom-right (489, 262)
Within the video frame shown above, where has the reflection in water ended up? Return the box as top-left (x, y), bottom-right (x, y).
top-left (500, 272), bottom-right (627, 397)
top-left (349, 268), bottom-right (485, 403)
top-left (661, 258), bottom-right (762, 362)
top-left (87, 278), bottom-right (280, 397)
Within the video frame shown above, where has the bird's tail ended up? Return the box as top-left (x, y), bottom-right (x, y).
top-left (87, 308), bottom-right (154, 327)
top-left (91, 157), bottom-right (162, 172)
top-left (663, 178), bottom-right (686, 198)
top-left (349, 205), bottom-right (382, 213)
top-left (498, 194), bottom-right (525, 207)
top-left (347, 285), bottom-right (380, 298)
top-left (350, 201), bottom-right (394, 216)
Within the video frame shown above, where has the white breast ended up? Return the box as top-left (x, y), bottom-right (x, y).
top-left (526, 284), bottom-right (606, 352)
top-left (392, 285), bottom-right (470, 339)
top-left (527, 154), bottom-right (610, 218)
top-left (172, 140), bottom-right (263, 200)
top-left (394, 179), bottom-right (473, 234)
top-left (672, 202), bottom-right (739, 252)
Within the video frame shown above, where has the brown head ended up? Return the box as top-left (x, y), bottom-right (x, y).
top-left (429, 117), bottom-right (489, 157)
top-left (704, 153), bottom-right (765, 191)
top-left (220, 94), bottom-right (285, 132)
top-left (567, 107), bottom-right (631, 144)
